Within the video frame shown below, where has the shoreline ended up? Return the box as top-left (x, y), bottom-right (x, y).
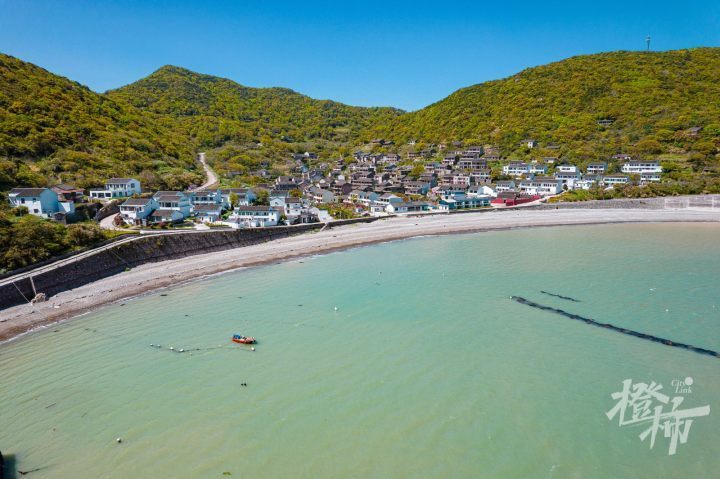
top-left (2, 208), bottom-right (719, 343)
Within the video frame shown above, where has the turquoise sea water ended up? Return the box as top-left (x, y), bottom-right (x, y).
top-left (1, 223), bottom-right (719, 478)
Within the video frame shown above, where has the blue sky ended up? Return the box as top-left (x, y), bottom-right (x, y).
top-left (1, 0), bottom-right (718, 110)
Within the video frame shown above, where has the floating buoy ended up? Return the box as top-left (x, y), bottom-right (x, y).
top-left (116, 437), bottom-right (122, 443)
top-left (251, 347), bottom-right (255, 351)
top-left (170, 346), bottom-right (174, 350)
top-left (150, 344), bottom-right (154, 347)
top-left (179, 349), bottom-right (185, 353)
top-left (333, 306), bottom-right (338, 311)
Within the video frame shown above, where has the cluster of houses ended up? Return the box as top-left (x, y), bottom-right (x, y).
top-left (499, 155), bottom-right (662, 192)
top-left (7, 145), bottom-right (665, 226)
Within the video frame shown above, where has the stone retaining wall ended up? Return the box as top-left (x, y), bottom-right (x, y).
top-left (0, 217), bottom-right (378, 310)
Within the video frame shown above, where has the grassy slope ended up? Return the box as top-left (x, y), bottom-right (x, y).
top-left (365, 48), bottom-right (720, 167)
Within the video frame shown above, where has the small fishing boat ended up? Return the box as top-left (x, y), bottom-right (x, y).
top-left (232, 334), bottom-right (256, 344)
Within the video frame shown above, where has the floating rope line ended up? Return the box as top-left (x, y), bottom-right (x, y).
top-left (82, 328), bottom-right (253, 354)
top-left (511, 296), bottom-right (719, 358)
top-left (540, 290), bottom-right (580, 302)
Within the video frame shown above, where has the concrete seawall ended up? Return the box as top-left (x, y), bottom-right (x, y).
top-left (0, 218), bottom-right (376, 310)
top-left (536, 194), bottom-right (720, 210)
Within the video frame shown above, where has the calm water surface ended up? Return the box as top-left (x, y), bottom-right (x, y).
top-left (1, 224), bottom-right (718, 478)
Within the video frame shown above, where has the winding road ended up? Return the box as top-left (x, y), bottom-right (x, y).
top-left (100, 152), bottom-right (218, 230)
top-left (190, 152), bottom-right (218, 192)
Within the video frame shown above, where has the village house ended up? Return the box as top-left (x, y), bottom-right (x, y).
top-left (529, 163), bottom-right (548, 174)
top-left (330, 180), bottom-right (354, 196)
top-left (502, 162), bottom-right (530, 177)
top-left (612, 153), bottom-right (633, 161)
top-left (220, 188), bottom-right (256, 208)
top-left (192, 204), bottom-right (223, 223)
top-left (227, 206), bottom-right (281, 228)
top-left (348, 190), bottom-right (378, 208)
top-left (374, 193), bottom-right (403, 208)
top-left (436, 184), bottom-right (469, 197)
top-left (386, 201), bottom-right (430, 214)
top-left (51, 184), bottom-right (84, 203)
top-left (437, 194), bottom-right (491, 211)
top-left (470, 169), bottom-right (492, 185)
top-left (494, 180), bottom-right (516, 193)
top-left (523, 139), bottom-right (538, 149)
top-left (465, 145), bottom-right (484, 155)
top-left (152, 191), bottom-right (192, 217)
top-left (89, 178), bottom-right (141, 200)
top-left (556, 164), bottom-right (578, 173)
top-left (621, 160), bottom-right (662, 174)
top-left (467, 185), bottom-right (496, 197)
top-left (119, 197), bottom-right (158, 225)
top-left (518, 177), bottom-right (562, 196)
top-left (307, 186), bottom-right (336, 204)
top-left (457, 157), bottom-right (487, 170)
top-left (574, 176), bottom-right (598, 190)
top-left (451, 173), bottom-right (471, 186)
top-left (8, 187), bottom-right (70, 218)
top-left (601, 175), bottom-right (630, 187)
top-left (403, 181), bottom-right (431, 195)
top-left (190, 189), bottom-right (222, 206)
top-left (586, 162), bottom-right (608, 175)
top-left (491, 192), bottom-right (538, 207)
top-left (640, 172), bottom-right (662, 184)
top-left (554, 171), bottom-right (582, 188)
top-left (148, 209), bottom-right (185, 224)
top-left (442, 154), bottom-right (457, 167)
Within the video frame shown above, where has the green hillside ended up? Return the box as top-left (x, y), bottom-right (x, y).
top-left (0, 53), bottom-right (202, 191)
top-left (106, 66), bottom-right (402, 182)
top-left (1, 48), bottom-right (718, 195)
top-left (365, 48), bottom-right (720, 173)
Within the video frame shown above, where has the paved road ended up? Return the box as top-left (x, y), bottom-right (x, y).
top-left (190, 152), bottom-right (218, 192)
top-left (99, 212), bottom-right (121, 230)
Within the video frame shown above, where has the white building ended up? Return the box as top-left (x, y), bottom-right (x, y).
top-left (640, 172), bottom-right (662, 184)
top-left (374, 193), bottom-right (403, 207)
top-left (119, 197), bottom-right (158, 225)
top-left (89, 178), bottom-right (141, 200)
top-left (518, 177), bottom-right (562, 196)
top-left (192, 204), bottom-right (223, 223)
top-left (8, 187), bottom-right (68, 218)
top-left (602, 175), bottom-right (630, 187)
top-left (529, 163), bottom-right (548, 174)
top-left (227, 206), bottom-right (280, 228)
top-left (494, 181), bottom-right (516, 193)
top-left (191, 189), bottom-right (222, 206)
top-left (556, 164), bottom-right (578, 173)
top-left (152, 191), bottom-right (192, 217)
top-left (221, 188), bottom-right (256, 208)
top-left (621, 160), bottom-right (662, 174)
top-left (503, 162), bottom-right (530, 177)
top-left (554, 171), bottom-right (582, 189)
top-left (586, 162), bottom-right (607, 175)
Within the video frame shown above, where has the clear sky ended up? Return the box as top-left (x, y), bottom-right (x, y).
top-left (1, 0), bottom-right (718, 111)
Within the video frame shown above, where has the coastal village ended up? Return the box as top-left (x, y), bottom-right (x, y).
top-left (6, 141), bottom-right (664, 228)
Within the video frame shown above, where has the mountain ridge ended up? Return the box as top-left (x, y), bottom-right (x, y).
top-left (1, 48), bottom-right (718, 192)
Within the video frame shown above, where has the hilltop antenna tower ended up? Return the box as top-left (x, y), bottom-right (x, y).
top-left (646, 35), bottom-right (651, 51)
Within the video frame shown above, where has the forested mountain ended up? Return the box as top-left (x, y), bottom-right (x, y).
top-left (1, 48), bottom-right (718, 193)
top-left (106, 65), bottom-right (402, 147)
top-left (0, 53), bottom-right (202, 191)
top-left (365, 48), bottom-right (720, 170)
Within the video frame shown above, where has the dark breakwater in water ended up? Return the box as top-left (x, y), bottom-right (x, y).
top-left (511, 296), bottom-right (720, 359)
top-left (540, 290), bottom-right (581, 302)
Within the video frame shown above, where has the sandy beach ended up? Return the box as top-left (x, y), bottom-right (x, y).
top-left (1, 207), bottom-right (719, 342)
